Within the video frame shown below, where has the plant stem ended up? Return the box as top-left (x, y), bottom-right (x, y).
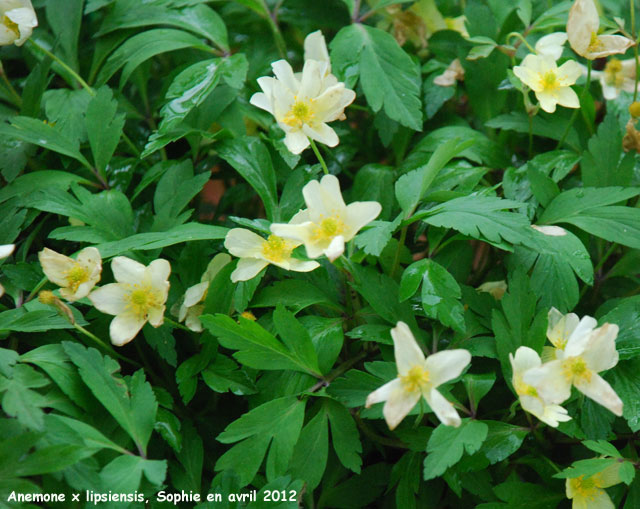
top-left (73, 323), bottom-right (141, 368)
top-left (0, 61), bottom-right (22, 108)
top-left (309, 138), bottom-right (329, 175)
top-left (632, 0), bottom-right (640, 102)
top-left (27, 39), bottom-right (94, 96)
top-left (308, 350), bottom-right (368, 392)
top-left (506, 32), bottom-right (536, 53)
top-left (528, 112), bottom-right (533, 158)
top-left (557, 60), bottom-right (591, 148)
top-left (390, 225), bottom-right (408, 279)
top-left (164, 316), bottom-right (192, 332)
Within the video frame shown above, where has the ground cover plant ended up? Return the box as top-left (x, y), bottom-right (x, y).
top-left (0, 0), bottom-right (640, 507)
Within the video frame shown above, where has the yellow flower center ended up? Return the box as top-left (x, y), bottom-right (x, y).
top-left (400, 365), bottom-right (430, 393)
top-left (126, 285), bottom-right (160, 319)
top-left (283, 98), bottom-right (315, 129)
top-left (38, 290), bottom-right (57, 306)
top-left (569, 476), bottom-right (600, 501)
top-left (312, 215), bottom-right (346, 242)
top-left (604, 59), bottom-right (625, 88)
top-left (240, 311), bottom-right (257, 321)
top-left (588, 31), bottom-right (603, 53)
top-left (541, 70), bottom-right (559, 91)
top-left (64, 264), bottom-right (89, 293)
top-left (514, 376), bottom-right (539, 398)
top-left (261, 235), bottom-right (295, 263)
top-left (2, 15), bottom-right (19, 36)
top-left (563, 357), bottom-right (591, 383)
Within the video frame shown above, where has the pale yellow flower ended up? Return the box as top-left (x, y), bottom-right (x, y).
top-left (89, 257), bottom-right (170, 346)
top-left (225, 229), bottom-right (319, 282)
top-left (567, 0), bottom-right (634, 60)
top-left (270, 174), bottom-right (382, 261)
top-left (38, 247), bottom-right (102, 302)
top-left (0, 244), bottom-right (15, 297)
top-left (477, 280), bottom-right (507, 300)
top-left (523, 308), bottom-right (623, 416)
top-left (532, 225), bottom-right (567, 236)
top-left (510, 346), bottom-right (571, 427)
top-left (566, 463), bottom-right (623, 509)
top-left (250, 30), bottom-right (356, 154)
top-left (513, 54), bottom-right (582, 113)
top-left (591, 58), bottom-right (639, 100)
top-left (366, 322), bottom-right (471, 429)
top-left (0, 0), bottom-right (37, 46)
top-left (173, 254), bottom-right (231, 332)
top-left (535, 32), bottom-right (568, 61)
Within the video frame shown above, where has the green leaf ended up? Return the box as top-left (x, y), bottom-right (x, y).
top-left (98, 2), bottom-right (229, 50)
top-left (273, 305), bottom-right (321, 375)
top-left (62, 343), bottom-right (158, 455)
top-left (540, 187), bottom-right (640, 249)
top-left (420, 196), bottom-right (533, 251)
top-left (0, 171), bottom-right (90, 204)
top-left (94, 222), bottom-right (228, 258)
top-left (200, 314), bottom-right (322, 376)
top-left (326, 399), bottom-right (362, 473)
top-left (420, 258), bottom-right (466, 332)
top-left (100, 455), bottom-right (167, 492)
top-left (96, 28), bottom-right (212, 87)
top-left (85, 86), bottom-right (125, 174)
top-left (150, 55), bottom-right (247, 152)
top-left (351, 164), bottom-right (395, 220)
top-left (611, 358), bottom-right (640, 432)
top-left (423, 419), bottom-right (489, 480)
top-left (216, 396), bottom-right (305, 485)
top-left (252, 279), bottom-right (343, 313)
top-left (45, 0), bottom-right (83, 71)
top-left (202, 354), bottom-right (257, 395)
top-left (491, 270), bottom-right (547, 376)
top-left (217, 136), bottom-right (279, 221)
top-left (582, 440), bottom-right (621, 458)
top-left (463, 373), bottom-right (496, 413)
top-left (0, 364), bottom-right (50, 430)
top-left (475, 421), bottom-right (528, 464)
top-left (331, 24), bottom-right (422, 130)
top-left (0, 117), bottom-right (91, 169)
top-left (289, 407), bottom-right (329, 490)
top-left (354, 218), bottom-right (400, 256)
top-left (396, 138), bottom-right (474, 217)
top-left (600, 298), bottom-right (640, 360)
top-left (581, 112), bottom-right (633, 187)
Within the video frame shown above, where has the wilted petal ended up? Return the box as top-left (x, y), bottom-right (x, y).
top-left (588, 35), bottom-right (635, 59)
top-left (567, 0), bottom-right (599, 57)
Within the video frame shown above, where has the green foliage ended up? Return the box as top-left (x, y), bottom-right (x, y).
top-left (1, 0), bottom-right (639, 506)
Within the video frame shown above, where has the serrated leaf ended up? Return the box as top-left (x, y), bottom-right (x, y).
top-left (96, 28), bottom-right (211, 87)
top-left (423, 420), bottom-right (489, 480)
top-left (289, 407), bottom-right (328, 490)
top-left (273, 305), bottom-right (321, 375)
top-left (62, 343), bottom-right (157, 455)
top-left (217, 136), bottom-right (279, 221)
top-left (331, 24), bottom-right (422, 130)
top-left (85, 86), bottom-right (125, 174)
top-left (326, 399), bottom-right (362, 473)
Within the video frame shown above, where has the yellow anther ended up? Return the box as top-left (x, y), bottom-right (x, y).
top-left (400, 365), bottom-right (430, 393)
top-left (261, 235), bottom-right (294, 263)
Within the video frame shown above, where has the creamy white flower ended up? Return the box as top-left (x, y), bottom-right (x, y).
top-left (532, 225), bottom-right (567, 236)
top-left (250, 31), bottom-right (356, 154)
top-left (566, 463), bottom-right (622, 509)
top-left (173, 253), bottom-right (231, 332)
top-left (513, 54), bottom-right (582, 113)
top-left (0, 0), bottom-right (37, 46)
top-left (523, 309), bottom-right (622, 416)
top-left (591, 58), bottom-right (639, 100)
top-left (433, 58), bottom-right (464, 87)
top-left (535, 32), bottom-right (568, 61)
top-left (0, 243), bottom-right (15, 297)
top-left (225, 228), bottom-right (319, 282)
top-left (477, 280), bottom-right (507, 300)
top-left (38, 247), bottom-right (102, 302)
top-left (89, 257), bottom-right (170, 346)
top-left (567, 0), bottom-right (634, 60)
top-left (270, 174), bottom-right (382, 261)
top-left (510, 346), bottom-right (571, 427)
top-left (366, 321), bottom-right (471, 429)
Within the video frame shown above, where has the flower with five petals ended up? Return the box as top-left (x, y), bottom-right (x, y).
top-left (38, 247), bottom-right (102, 301)
top-left (270, 174), bottom-right (381, 261)
top-left (0, 0), bottom-right (37, 47)
top-left (89, 257), bottom-right (170, 346)
top-left (365, 321), bottom-right (471, 429)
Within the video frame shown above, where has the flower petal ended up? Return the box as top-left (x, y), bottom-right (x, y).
top-left (283, 129), bottom-right (310, 154)
top-left (344, 201), bottom-right (382, 240)
top-left (147, 304), bottom-right (165, 327)
top-left (574, 373), bottom-right (623, 416)
top-left (324, 235), bottom-right (344, 261)
top-left (0, 244), bottom-right (15, 258)
top-left (522, 359), bottom-right (571, 404)
top-left (38, 248), bottom-right (74, 287)
top-left (271, 60), bottom-right (299, 93)
top-left (184, 281), bottom-right (209, 307)
top-left (425, 388), bottom-right (461, 427)
top-left (581, 323), bottom-right (619, 373)
top-left (88, 284), bottom-right (128, 315)
top-left (425, 349), bottom-right (471, 387)
top-left (285, 258), bottom-right (320, 273)
top-left (535, 91), bottom-right (558, 113)
top-left (391, 321), bottom-right (425, 375)
top-left (567, 0), bottom-right (599, 57)
top-left (304, 30), bottom-right (330, 67)
top-left (231, 258), bottom-right (268, 282)
top-left (555, 86), bottom-right (580, 108)
top-left (111, 256), bottom-right (146, 285)
top-left (366, 378), bottom-right (402, 407)
top-left (588, 35), bottom-right (634, 59)
top-left (383, 387), bottom-right (421, 430)
top-left (302, 122), bottom-right (339, 147)
top-left (225, 228), bottom-right (265, 258)
top-left (535, 32), bottom-right (568, 61)
top-left (109, 312), bottom-right (146, 346)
